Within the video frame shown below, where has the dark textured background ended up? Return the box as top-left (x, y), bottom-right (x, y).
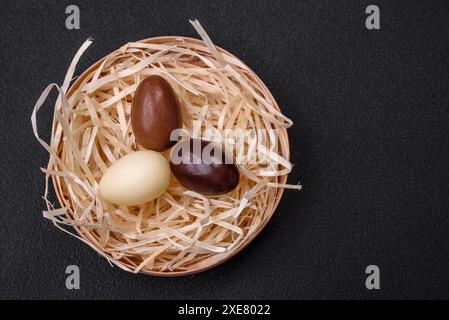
top-left (1, 0), bottom-right (449, 299)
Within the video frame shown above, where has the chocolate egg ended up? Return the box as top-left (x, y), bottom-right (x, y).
top-left (131, 75), bottom-right (182, 151)
top-left (170, 139), bottom-right (240, 195)
top-left (99, 150), bottom-right (171, 206)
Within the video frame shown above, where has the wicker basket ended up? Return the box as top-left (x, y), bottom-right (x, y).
top-left (46, 35), bottom-right (293, 276)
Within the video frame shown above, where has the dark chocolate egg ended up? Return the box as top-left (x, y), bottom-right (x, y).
top-left (131, 75), bottom-right (182, 151)
top-left (170, 139), bottom-right (240, 195)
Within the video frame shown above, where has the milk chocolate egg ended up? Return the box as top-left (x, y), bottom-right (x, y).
top-left (131, 75), bottom-right (182, 151)
top-left (170, 139), bottom-right (240, 195)
top-left (99, 150), bottom-right (171, 206)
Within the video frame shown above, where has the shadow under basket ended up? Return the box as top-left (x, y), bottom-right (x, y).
top-left (49, 36), bottom-right (293, 276)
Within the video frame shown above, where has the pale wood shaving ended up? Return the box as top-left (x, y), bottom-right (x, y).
top-left (32, 21), bottom-right (301, 275)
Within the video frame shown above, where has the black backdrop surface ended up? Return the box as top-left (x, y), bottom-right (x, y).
top-left (1, 0), bottom-right (449, 299)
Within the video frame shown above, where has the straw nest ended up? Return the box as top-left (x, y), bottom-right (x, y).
top-left (32, 20), bottom-right (301, 276)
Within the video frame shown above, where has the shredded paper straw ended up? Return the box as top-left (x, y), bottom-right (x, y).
top-left (31, 20), bottom-right (301, 274)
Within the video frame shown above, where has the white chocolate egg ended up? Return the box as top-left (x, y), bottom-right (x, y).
top-left (99, 150), bottom-right (170, 206)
